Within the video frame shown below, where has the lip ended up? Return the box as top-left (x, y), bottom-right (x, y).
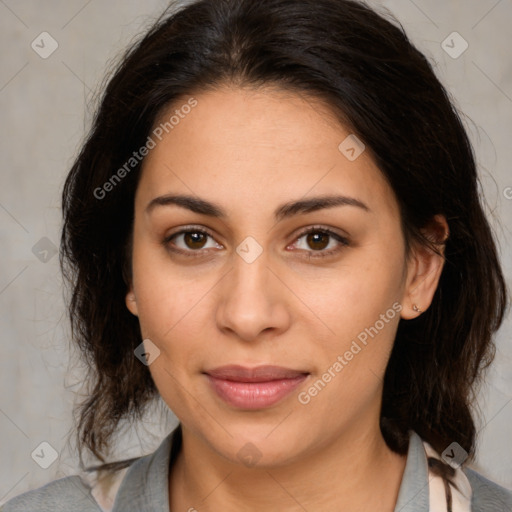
top-left (204, 365), bottom-right (309, 409)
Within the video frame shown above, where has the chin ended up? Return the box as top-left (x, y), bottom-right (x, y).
top-left (202, 423), bottom-right (305, 469)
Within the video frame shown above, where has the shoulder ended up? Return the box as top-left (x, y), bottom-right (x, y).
top-left (0, 463), bottom-right (134, 512)
top-left (463, 467), bottom-right (512, 512)
top-left (0, 474), bottom-right (103, 512)
top-left (0, 427), bottom-right (179, 512)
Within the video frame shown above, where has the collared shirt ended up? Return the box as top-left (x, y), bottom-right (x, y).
top-left (2, 426), bottom-right (511, 511)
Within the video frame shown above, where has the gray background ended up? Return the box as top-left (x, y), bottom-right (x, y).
top-left (0, 0), bottom-right (511, 504)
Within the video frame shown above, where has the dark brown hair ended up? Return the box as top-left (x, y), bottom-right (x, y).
top-left (60, 0), bottom-right (508, 467)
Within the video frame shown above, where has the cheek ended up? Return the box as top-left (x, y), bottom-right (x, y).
top-left (132, 267), bottom-right (211, 416)
top-left (298, 245), bottom-right (405, 403)
top-left (298, 275), bottom-right (402, 431)
top-left (135, 275), bottom-right (210, 349)
top-left (130, 247), bottom-right (209, 358)
top-left (303, 249), bottom-right (404, 339)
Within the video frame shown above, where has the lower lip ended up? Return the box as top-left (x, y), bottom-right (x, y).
top-left (205, 374), bottom-right (308, 409)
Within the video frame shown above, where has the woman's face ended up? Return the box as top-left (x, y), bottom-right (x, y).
top-left (126, 86), bottom-right (441, 466)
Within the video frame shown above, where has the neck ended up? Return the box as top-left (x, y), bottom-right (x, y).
top-left (169, 421), bottom-right (407, 512)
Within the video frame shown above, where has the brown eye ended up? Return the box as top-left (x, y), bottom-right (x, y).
top-left (290, 226), bottom-right (350, 259)
top-left (183, 231), bottom-right (208, 249)
top-left (163, 227), bottom-right (223, 257)
top-left (305, 232), bottom-right (330, 251)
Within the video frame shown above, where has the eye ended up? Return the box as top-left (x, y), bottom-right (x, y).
top-left (163, 226), bottom-right (223, 257)
top-left (162, 225), bottom-right (350, 259)
top-left (288, 226), bottom-right (350, 258)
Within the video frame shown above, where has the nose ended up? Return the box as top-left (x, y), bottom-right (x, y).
top-left (215, 245), bottom-right (291, 343)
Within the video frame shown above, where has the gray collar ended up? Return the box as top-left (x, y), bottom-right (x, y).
top-left (112, 427), bottom-right (429, 512)
top-left (393, 431), bottom-right (429, 511)
top-left (111, 427), bottom-right (177, 512)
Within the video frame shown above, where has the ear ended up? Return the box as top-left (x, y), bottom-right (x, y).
top-left (400, 214), bottom-right (449, 320)
top-left (125, 287), bottom-right (139, 317)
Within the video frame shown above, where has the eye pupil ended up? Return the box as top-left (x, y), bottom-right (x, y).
top-left (307, 232), bottom-right (329, 250)
top-left (184, 231), bottom-right (207, 249)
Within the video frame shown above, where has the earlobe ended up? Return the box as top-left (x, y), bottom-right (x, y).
top-left (125, 288), bottom-right (139, 316)
top-left (400, 214), bottom-right (449, 320)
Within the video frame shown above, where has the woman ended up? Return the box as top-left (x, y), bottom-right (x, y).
top-left (2, 0), bottom-right (511, 510)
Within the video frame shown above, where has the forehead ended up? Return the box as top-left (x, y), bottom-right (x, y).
top-left (136, 86), bottom-right (399, 219)
top-left (151, 85), bottom-right (349, 156)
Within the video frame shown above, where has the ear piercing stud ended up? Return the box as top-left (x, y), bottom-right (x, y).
top-left (412, 304), bottom-right (422, 314)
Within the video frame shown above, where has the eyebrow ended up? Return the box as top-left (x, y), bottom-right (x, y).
top-left (145, 193), bottom-right (370, 221)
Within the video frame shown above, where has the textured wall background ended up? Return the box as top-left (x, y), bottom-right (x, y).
top-left (1, 0), bottom-right (511, 504)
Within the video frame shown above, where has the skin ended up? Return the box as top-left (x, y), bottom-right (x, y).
top-left (125, 85), bottom-right (448, 512)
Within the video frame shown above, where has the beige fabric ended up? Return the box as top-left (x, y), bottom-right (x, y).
top-left (424, 441), bottom-right (472, 512)
top-left (84, 467), bottom-right (130, 512)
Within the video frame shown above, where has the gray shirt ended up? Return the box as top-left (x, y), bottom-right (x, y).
top-left (2, 427), bottom-right (511, 511)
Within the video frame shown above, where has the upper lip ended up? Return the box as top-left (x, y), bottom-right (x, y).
top-left (204, 365), bottom-right (309, 382)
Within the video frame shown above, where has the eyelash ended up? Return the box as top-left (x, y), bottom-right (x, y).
top-left (162, 225), bottom-right (350, 260)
